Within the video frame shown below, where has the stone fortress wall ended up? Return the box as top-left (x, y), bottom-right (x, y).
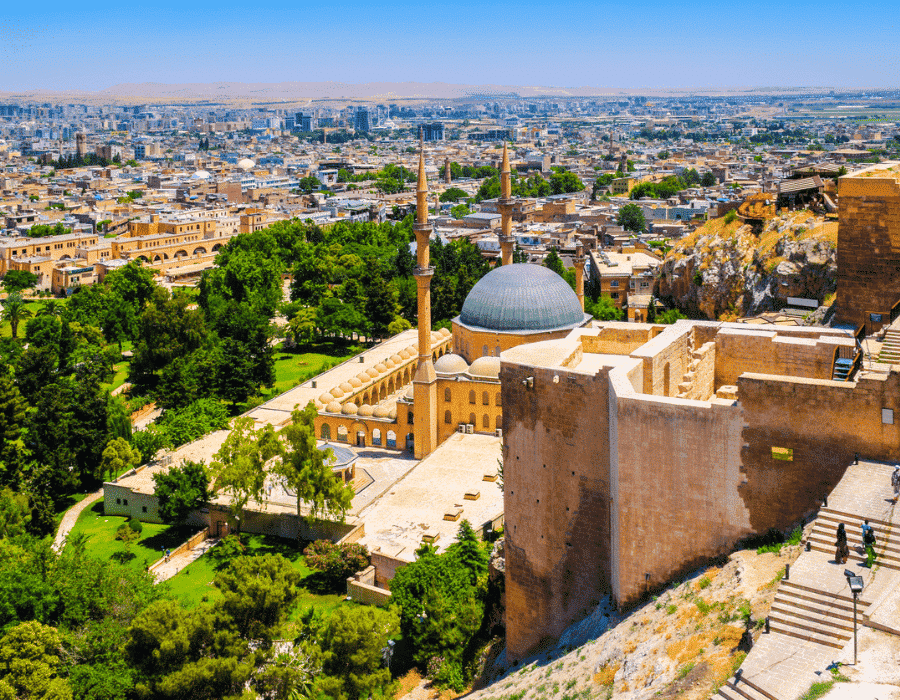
top-left (501, 319), bottom-right (899, 661)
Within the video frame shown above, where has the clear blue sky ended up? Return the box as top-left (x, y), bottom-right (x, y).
top-left (1, 0), bottom-right (897, 92)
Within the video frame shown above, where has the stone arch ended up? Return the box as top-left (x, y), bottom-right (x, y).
top-left (174, 249), bottom-right (188, 259)
top-left (433, 351), bottom-right (438, 362)
top-left (135, 255), bottom-right (149, 263)
top-left (468, 412), bottom-right (476, 425)
top-left (496, 414), bottom-right (502, 429)
top-left (153, 255), bottom-right (162, 262)
top-left (60, 254), bottom-right (71, 260)
top-left (336, 425), bottom-right (348, 442)
top-left (372, 428), bottom-right (382, 446)
top-left (482, 414), bottom-right (489, 429)
top-left (444, 387), bottom-right (451, 402)
top-left (212, 243), bottom-right (222, 251)
top-left (379, 384), bottom-right (387, 401)
top-left (321, 424), bottom-right (331, 440)
top-left (351, 422), bottom-right (367, 447)
top-left (386, 430), bottom-right (397, 448)
top-left (193, 246), bottom-right (207, 255)
top-left (469, 390), bottom-right (476, 404)
top-left (407, 410), bottom-right (414, 425)
top-left (482, 391), bottom-right (489, 405)
top-left (445, 410), bottom-right (451, 424)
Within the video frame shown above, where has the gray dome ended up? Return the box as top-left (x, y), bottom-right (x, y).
top-left (459, 264), bottom-right (586, 332)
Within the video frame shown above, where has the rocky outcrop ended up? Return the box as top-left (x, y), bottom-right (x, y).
top-left (656, 215), bottom-right (837, 320)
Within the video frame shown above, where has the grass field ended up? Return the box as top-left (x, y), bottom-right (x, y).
top-left (263, 339), bottom-right (362, 398)
top-left (0, 299), bottom-right (66, 338)
top-left (68, 501), bottom-right (195, 573)
top-left (162, 533), bottom-right (346, 616)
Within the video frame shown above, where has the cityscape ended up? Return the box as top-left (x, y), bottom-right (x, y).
top-left (3, 4), bottom-right (900, 700)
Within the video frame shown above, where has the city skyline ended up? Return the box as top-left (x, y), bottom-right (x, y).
top-left (2, 0), bottom-right (899, 93)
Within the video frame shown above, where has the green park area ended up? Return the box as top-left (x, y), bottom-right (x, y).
top-left (0, 298), bottom-right (65, 338)
top-left (260, 339), bottom-right (361, 399)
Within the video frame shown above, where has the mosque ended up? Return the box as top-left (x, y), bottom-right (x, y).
top-left (311, 142), bottom-right (590, 459)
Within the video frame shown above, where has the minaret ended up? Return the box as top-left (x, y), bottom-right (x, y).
top-left (412, 133), bottom-right (438, 459)
top-left (498, 142), bottom-right (515, 266)
top-left (574, 240), bottom-right (586, 311)
top-left (444, 158), bottom-right (451, 184)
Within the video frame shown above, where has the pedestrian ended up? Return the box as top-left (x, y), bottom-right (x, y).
top-left (862, 519), bottom-right (876, 567)
top-left (892, 466), bottom-right (900, 504)
top-left (165, 548), bottom-right (170, 562)
top-left (835, 523), bottom-right (849, 564)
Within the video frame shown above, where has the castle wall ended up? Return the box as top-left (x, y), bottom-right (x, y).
top-left (835, 170), bottom-right (900, 330)
top-left (502, 361), bottom-right (613, 661)
top-left (631, 323), bottom-right (693, 397)
top-left (610, 384), bottom-right (749, 607)
top-left (581, 323), bottom-right (662, 355)
top-left (737, 371), bottom-right (900, 533)
top-left (714, 328), bottom-right (848, 387)
top-left (452, 321), bottom-right (578, 364)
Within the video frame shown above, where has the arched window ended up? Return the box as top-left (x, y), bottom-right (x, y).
top-left (495, 393), bottom-right (502, 406)
top-left (321, 424), bottom-right (331, 440)
top-left (337, 425), bottom-right (348, 443)
top-left (482, 345), bottom-right (489, 357)
top-left (482, 391), bottom-right (489, 405)
top-left (469, 390), bottom-right (476, 404)
top-left (372, 429), bottom-right (382, 446)
top-left (444, 410), bottom-right (451, 424)
top-left (444, 387), bottom-right (451, 402)
top-left (495, 345), bottom-right (501, 357)
top-left (408, 411), bottom-right (414, 424)
top-left (386, 431), bottom-right (397, 448)
top-left (482, 414), bottom-right (489, 429)
top-left (469, 412), bottom-right (476, 425)
top-left (496, 414), bottom-right (502, 429)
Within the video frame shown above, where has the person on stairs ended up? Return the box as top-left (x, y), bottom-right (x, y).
top-left (861, 519), bottom-right (877, 567)
top-left (892, 466), bottom-right (900, 504)
top-left (835, 523), bottom-right (849, 564)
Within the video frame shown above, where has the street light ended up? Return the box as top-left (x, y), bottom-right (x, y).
top-left (844, 569), bottom-right (864, 665)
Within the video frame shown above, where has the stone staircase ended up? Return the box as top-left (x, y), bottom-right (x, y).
top-left (767, 579), bottom-right (853, 649)
top-left (713, 674), bottom-right (780, 700)
top-left (878, 328), bottom-right (900, 364)
top-left (807, 507), bottom-right (900, 573)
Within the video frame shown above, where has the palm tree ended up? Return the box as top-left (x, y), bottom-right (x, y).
top-left (36, 300), bottom-right (61, 317)
top-left (2, 292), bottom-right (32, 339)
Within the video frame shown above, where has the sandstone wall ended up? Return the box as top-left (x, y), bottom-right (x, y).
top-left (836, 171), bottom-right (900, 330)
top-left (502, 361), bottom-right (613, 662)
top-left (631, 323), bottom-right (693, 397)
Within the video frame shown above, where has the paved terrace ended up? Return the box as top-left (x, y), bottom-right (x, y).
top-left (714, 460), bottom-right (900, 700)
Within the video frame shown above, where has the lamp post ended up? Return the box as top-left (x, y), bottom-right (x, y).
top-left (844, 569), bottom-right (864, 664)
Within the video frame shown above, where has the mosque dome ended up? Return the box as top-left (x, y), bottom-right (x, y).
top-left (358, 404), bottom-right (374, 417)
top-left (468, 356), bottom-right (501, 379)
top-left (329, 387), bottom-right (344, 399)
top-left (458, 264), bottom-right (586, 332)
top-left (434, 353), bottom-right (469, 375)
top-left (326, 401), bottom-right (342, 413)
top-left (341, 403), bottom-right (358, 415)
top-left (374, 363), bottom-right (388, 374)
top-left (349, 377), bottom-right (362, 388)
top-left (339, 382), bottom-right (353, 393)
top-left (390, 354), bottom-right (403, 364)
top-left (373, 405), bottom-right (391, 418)
top-left (356, 372), bottom-right (371, 383)
top-left (237, 158), bottom-right (255, 170)
top-left (319, 393), bottom-right (334, 405)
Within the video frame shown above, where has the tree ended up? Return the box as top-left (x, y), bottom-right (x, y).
top-left (302, 540), bottom-right (369, 588)
top-left (99, 438), bottom-right (141, 482)
top-left (2, 270), bottom-right (39, 293)
top-left (153, 460), bottom-right (209, 525)
top-left (0, 488), bottom-right (30, 539)
top-left (2, 293), bottom-right (32, 339)
top-left (543, 248), bottom-right (566, 278)
top-left (313, 606), bottom-right (399, 700)
top-left (211, 417), bottom-right (280, 532)
top-left (700, 171), bottom-right (717, 187)
top-left (450, 203), bottom-right (471, 219)
top-left (439, 187), bottom-right (468, 202)
top-left (617, 203), bottom-right (646, 233)
top-left (447, 520), bottom-right (488, 586)
top-left (0, 376), bottom-right (26, 486)
top-left (586, 295), bottom-right (625, 321)
top-left (214, 554), bottom-right (302, 644)
top-left (0, 621), bottom-right (72, 700)
top-left (297, 176), bottom-right (320, 194)
top-left (276, 403), bottom-right (354, 524)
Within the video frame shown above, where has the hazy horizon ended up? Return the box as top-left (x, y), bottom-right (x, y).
top-left (3, 0), bottom-right (899, 94)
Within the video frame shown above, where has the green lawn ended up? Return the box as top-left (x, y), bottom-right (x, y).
top-left (0, 299), bottom-right (66, 338)
top-left (68, 501), bottom-right (195, 573)
top-left (161, 533), bottom-right (346, 618)
top-left (264, 340), bottom-right (362, 398)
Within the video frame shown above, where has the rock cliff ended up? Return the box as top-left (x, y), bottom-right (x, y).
top-left (656, 213), bottom-right (837, 321)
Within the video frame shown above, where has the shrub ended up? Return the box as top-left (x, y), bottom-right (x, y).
top-left (126, 517), bottom-right (144, 534)
top-left (303, 540), bottom-right (370, 586)
top-left (723, 209), bottom-right (738, 224)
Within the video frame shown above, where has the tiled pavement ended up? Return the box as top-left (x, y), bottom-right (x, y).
top-left (713, 460), bottom-right (900, 700)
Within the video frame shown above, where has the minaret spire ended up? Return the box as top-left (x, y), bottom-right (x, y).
top-left (498, 141), bottom-right (515, 266)
top-left (412, 132), bottom-right (438, 459)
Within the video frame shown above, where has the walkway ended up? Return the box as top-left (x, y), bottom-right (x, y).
top-left (52, 489), bottom-right (104, 552)
top-left (150, 537), bottom-right (220, 582)
top-left (713, 460), bottom-right (900, 700)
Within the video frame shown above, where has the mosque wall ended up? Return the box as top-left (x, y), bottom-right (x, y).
top-left (502, 362), bottom-right (613, 662)
top-left (435, 376), bottom-right (502, 443)
top-left (580, 323), bottom-right (662, 355)
top-left (630, 323), bottom-right (693, 397)
top-left (452, 322), bottom-right (576, 364)
top-left (737, 371), bottom-right (900, 534)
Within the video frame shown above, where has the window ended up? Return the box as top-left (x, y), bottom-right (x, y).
top-left (469, 413), bottom-right (476, 425)
top-left (883, 409), bottom-right (894, 425)
top-left (482, 345), bottom-right (489, 357)
top-left (123, 499), bottom-right (128, 506)
top-left (321, 424), bottom-right (331, 440)
top-left (495, 393), bottom-right (502, 406)
top-left (445, 410), bottom-right (452, 424)
top-left (482, 414), bottom-right (489, 429)
top-left (496, 415), bottom-right (502, 429)
top-left (408, 411), bottom-right (414, 424)
top-left (142, 506), bottom-right (147, 513)
top-left (482, 391), bottom-right (489, 405)
top-left (469, 390), bottom-right (476, 404)
top-left (444, 387), bottom-right (451, 402)
top-left (611, 292), bottom-right (619, 300)
top-left (610, 280), bottom-right (619, 288)
top-left (771, 446), bottom-right (793, 461)
top-left (337, 425), bottom-right (348, 443)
